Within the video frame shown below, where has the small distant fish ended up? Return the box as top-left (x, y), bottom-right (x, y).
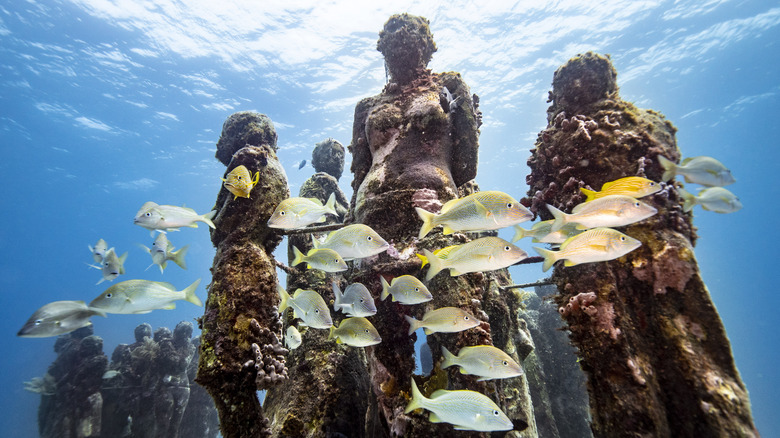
top-left (140, 233), bottom-right (188, 274)
top-left (547, 195), bottom-right (657, 232)
top-left (291, 246), bottom-right (348, 272)
top-left (534, 227), bottom-right (641, 272)
top-left (333, 281), bottom-right (377, 317)
top-left (659, 155), bottom-right (735, 187)
top-left (440, 86), bottom-right (462, 112)
top-left (102, 370), bottom-right (121, 380)
top-left (267, 193), bottom-right (338, 229)
top-left (416, 191), bottom-right (532, 239)
top-left (89, 278), bottom-right (202, 314)
top-left (405, 307), bottom-right (479, 335)
top-left (277, 286), bottom-right (333, 329)
top-left (580, 176), bottom-right (662, 202)
top-left (405, 378), bottom-right (513, 432)
top-left (93, 248), bottom-right (128, 285)
top-left (679, 187), bottom-right (742, 214)
top-left (512, 220), bottom-right (582, 244)
top-left (313, 224), bottom-right (389, 261)
top-left (285, 326), bottom-right (302, 350)
top-left (134, 202), bottom-right (216, 235)
top-left (422, 237), bottom-right (528, 281)
top-left (441, 345), bottom-right (523, 381)
top-left (328, 317), bottom-right (382, 347)
top-left (88, 238), bottom-right (112, 264)
top-left (17, 300), bottom-right (107, 338)
top-left (379, 275), bottom-right (432, 305)
top-left (298, 160), bottom-right (307, 170)
top-left (222, 165), bottom-right (259, 200)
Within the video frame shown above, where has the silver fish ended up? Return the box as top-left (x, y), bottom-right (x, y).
top-left (441, 345), bottom-right (523, 381)
top-left (328, 317), bottom-right (382, 347)
top-left (291, 246), bottom-right (348, 273)
top-left (18, 300), bottom-right (107, 338)
top-left (140, 233), bottom-right (188, 274)
top-left (534, 227), bottom-right (641, 272)
top-left (405, 378), bottom-right (513, 431)
top-left (133, 201), bottom-right (216, 235)
top-left (89, 279), bottom-right (202, 314)
top-left (416, 191), bottom-right (532, 239)
top-left (423, 237), bottom-right (527, 281)
top-left (94, 248), bottom-right (127, 285)
top-left (679, 187), bottom-right (742, 214)
top-left (547, 195), bottom-right (657, 232)
top-left (512, 220), bottom-right (582, 244)
top-left (379, 275), bottom-right (432, 305)
top-left (267, 193), bottom-right (338, 229)
top-left (285, 326), bottom-right (302, 350)
top-left (313, 224), bottom-right (389, 261)
top-left (659, 155), bottom-right (735, 187)
top-left (277, 286), bottom-right (333, 329)
top-left (88, 238), bottom-right (111, 264)
top-left (405, 307), bottom-right (479, 335)
top-left (333, 281), bottom-right (377, 317)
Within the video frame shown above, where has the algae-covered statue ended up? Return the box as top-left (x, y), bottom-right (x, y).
top-left (525, 52), bottom-right (758, 437)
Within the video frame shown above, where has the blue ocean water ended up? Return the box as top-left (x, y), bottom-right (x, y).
top-left (1, 1), bottom-right (777, 436)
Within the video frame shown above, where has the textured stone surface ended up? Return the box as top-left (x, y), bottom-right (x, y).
top-left (525, 52), bottom-right (757, 437)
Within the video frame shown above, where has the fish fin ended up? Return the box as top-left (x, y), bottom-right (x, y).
top-left (423, 327), bottom-right (433, 335)
top-left (157, 262), bottom-right (165, 274)
top-left (332, 281), bottom-right (342, 310)
top-left (404, 315), bottom-right (421, 336)
top-left (131, 310), bottom-right (154, 314)
top-left (448, 268), bottom-right (462, 277)
top-left (404, 378), bottom-right (425, 414)
top-left (182, 278), bottom-right (203, 307)
top-left (162, 303), bottom-right (176, 310)
top-left (416, 252), bottom-right (428, 268)
top-left (579, 187), bottom-right (597, 202)
top-left (292, 246), bottom-right (305, 266)
top-left (415, 207), bottom-right (436, 239)
top-left (678, 188), bottom-right (696, 212)
top-left (328, 325), bottom-right (337, 341)
top-left (474, 198), bottom-right (490, 220)
top-left (533, 246), bottom-right (558, 272)
top-left (547, 204), bottom-right (568, 232)
top-left (380, 276), bottom-right (391, 301)
top-left (658, 156), bottom-right (676, 182)
top-left (423, 249), bottom-right (443, 282)
top-left (200, 210), bottom-right (217, 229)
top-left (311, 234), bottom-right (320, 249)
top-left (512, 225), bottom-right (526, 243)
top-left (138, 244), bottom-right (151, 254)
top-left (170, 245), bottom-right (189, 269)
top-left (118, 252), bottom-right (128, 274)
top-left (277, 285), bottom-right (290, 312)
top-left (96, 278), bottom-right (106, 285)
top-left (324, 193), bottom-right (337, 216)
top-left (85, 263), bottom-right (101, 270)
top-left (476, 376), bottom-right (490, 382)
top-left (428, 413), bottom-right (444, 423)
top-left (563, 259), bottom-right (578, 267)
top-left (441, 225), bottom-right (455, 235)
top-left (440, 346), bottom-right (456, 369)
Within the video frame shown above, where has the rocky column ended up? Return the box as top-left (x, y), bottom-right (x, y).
top-left (196, 111), bottom-right (290, 438)
top-left (525, 52), bottom-right (757, 437)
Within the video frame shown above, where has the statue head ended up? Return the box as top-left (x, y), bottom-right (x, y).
top-left (377, 13), bottom-right (437, 85)
top-left (312, 138), bottom-right (345, 180)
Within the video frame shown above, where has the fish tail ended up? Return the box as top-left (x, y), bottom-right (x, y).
top-left (118, 252), bottom-right (128, 275)
top-left (404, 378), bottom-right (426, 414)
top-left (512, 225), bottom-right (525, 243)
top-left (658, 155), bottom-right (676, 182)
top-left (404, 315), bottom-right (422, 336)
top-left (324, 193), bottom-right (337, 217)
top-left (579, 187), bottom-right (597, 202)
top-left (440, 346), bottom-right (457, 370)
top-left (292, 246), bottom-right (305, 266)
top-left (380, 276), bottom-right (391, 301)
top-left (328, 324), bottom-right (337, 342)
top-left (678, 188), bottom-right (696, 212)
top-left (423, 249), bottom-right (443, 282)
top-left (415, 207), bottom-right (436, 239)
top-left (534, 246), bottom-right (558, 272)
top-left (277, 284), bottom-right (291, 312)
top-left (311, 234), bottom-right (320, 249)
top-left (182, 278), bottom-right (203, 307)
top-left (200, 210), bottom-right (217, 229)
top-left (89, 307), bottom-right (108, 318)
top-left (332, 281), bottom-right (342, 310)
top-left (416, 252), bottom-right (429, 268)
top-left (171, 245), bottom-right (189, 270)
top-left (547, 204), bottom-right (568, 232)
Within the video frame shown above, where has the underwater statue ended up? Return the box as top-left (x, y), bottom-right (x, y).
top-left (525, 52), bottom-right (758, 437)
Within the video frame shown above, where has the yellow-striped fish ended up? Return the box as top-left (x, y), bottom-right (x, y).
top-left (547, 195), bottom-right (657, 232)
top-left (313, 224), bottom-right (389, 261)
top-left (328, 317), bottom-right (381, 347)
top-left (277, 286), bottom-right (333, 329)
top-left (222, 165), bottom-right (259, 200)
top-left (405, 378), bottom-right (513, 431)
top-left (267, 193), bottom-right (338, 229)
top-left (534, 227), bottom-right (641, 272)
top-left (422, 237), bottom-right (527, 281)
top-left (291, 246), bottom-right (348, 272)
top-left (441, 345), bottom-right (523, 381)
top-left (580, 176), bottom-right (661, 202)
top-left (416, 191), bottom-right (532, 239)
top-left (512, 220), bottom-right (583, 244)
top-left (404, 307), bottom-right (479, 335)
top-left (379, 275), bottom-right (432, 305)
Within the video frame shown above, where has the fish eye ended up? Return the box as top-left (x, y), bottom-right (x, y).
top-left (620, 236), bottom-right (626, 242)
top-left (649, 182), bottom-right (656, 186)
top-left (414, 287), bottom-right (419, 292)
top-left (279, 211), bottom-right (286, 216)
top-left (365, 329), bottom-right (370, 333)
top-left (34, 319), bottom-right (42, 326)
top-left (145, 212), bottom-right (151, 217)
top-left (504, 246), bottom-right (511, 251)
top-left (106, 293), bottom-right (112, 298)
top-left (366, 236), bottom-right (373, 241)
top-left (359, 298), bottom-right (365, 303)
top-left (493, 410), bottom-right (500, 416)
top-left (315, 309), bottom-right (320, 314)
top-left (502, 360), bottom-right (508, 366)
top-left (237, 176), bottom-right (242, 180)
top-left (634, 202), bottom-right (640, 207)
top-left (507, 203), bottom-right (513, 208)
top-left (464, 316), bottom-right (470, 321)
